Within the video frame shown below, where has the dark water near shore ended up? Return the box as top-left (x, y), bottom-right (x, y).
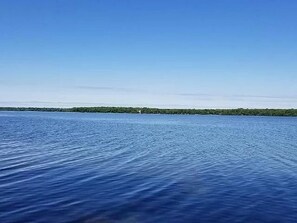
top-left (0, 112), bottom-right (297, 223)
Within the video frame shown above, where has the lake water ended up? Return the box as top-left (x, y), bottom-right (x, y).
top-left (0, 111), bottom-right (297, 223)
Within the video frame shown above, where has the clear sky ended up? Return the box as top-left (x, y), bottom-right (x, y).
top-left (0, 0), bottom-right (296, 108)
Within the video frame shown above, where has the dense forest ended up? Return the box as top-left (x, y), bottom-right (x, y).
top-left (0, 107), bottom-right (296, 116)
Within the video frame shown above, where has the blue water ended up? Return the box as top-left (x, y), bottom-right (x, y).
top-left (0, 112), bottom-right (297, 223)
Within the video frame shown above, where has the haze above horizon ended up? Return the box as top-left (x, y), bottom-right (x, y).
top-left (0, 0), bottom-right (296, 108)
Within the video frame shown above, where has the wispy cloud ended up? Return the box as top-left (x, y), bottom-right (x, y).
top-left (75, 85), bottom-right (297, 104)
top-left (0, 101), bottom-right (110, 107)
top-left (76, 86), bottom-right (143, 93)
top-left (177, 93), bottom-right (297, 101)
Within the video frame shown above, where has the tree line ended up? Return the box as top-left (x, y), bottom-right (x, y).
top-left (0, 107), bottom-right (296, 116)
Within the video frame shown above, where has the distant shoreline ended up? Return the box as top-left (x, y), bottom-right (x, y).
top-left (0, 107), bottom-right (297, 117)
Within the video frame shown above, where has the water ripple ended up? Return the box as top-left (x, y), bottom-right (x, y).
top-left (0, 112), bottom-right (297, 223)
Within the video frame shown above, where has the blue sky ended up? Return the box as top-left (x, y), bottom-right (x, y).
top-left (0, 0), bottom-right (296, 108)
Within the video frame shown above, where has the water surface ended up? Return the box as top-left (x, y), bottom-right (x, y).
top-left (0, 112), bottom-right (297, 222)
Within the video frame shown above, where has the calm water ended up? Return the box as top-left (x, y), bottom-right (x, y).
top-left (0, 112), bottom-right (297, 223)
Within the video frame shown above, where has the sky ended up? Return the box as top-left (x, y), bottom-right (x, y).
top-left (0, 0), bottom-right (296, 108)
